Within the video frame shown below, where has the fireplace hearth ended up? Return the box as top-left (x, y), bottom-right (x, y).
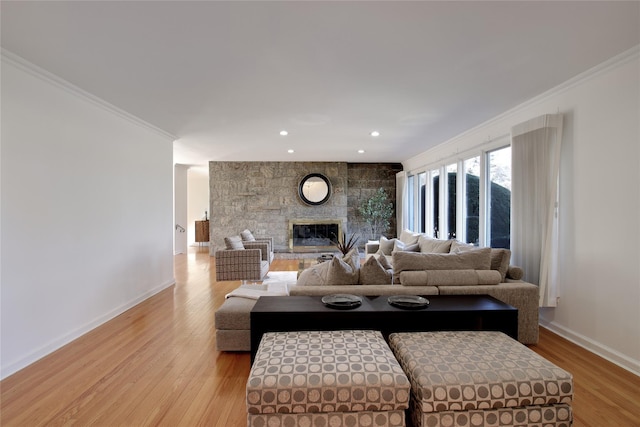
top-left (288, 219), bottom-right (343, 252)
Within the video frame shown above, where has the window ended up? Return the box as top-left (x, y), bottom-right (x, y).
top-left (418, 172), bottom-right (426, 233)
top-left (405, 140), bottom-right (511, 248)
top-left (463, 156), bottom-right (480, 245)
top-left (431, 169), bottom-right (440, 238)
top-left (487, 146), bottom-right (511, 249)
top-left (407, 174), bottom-right (415, 231)
top-left (445, 163), bottom-right (457, 239)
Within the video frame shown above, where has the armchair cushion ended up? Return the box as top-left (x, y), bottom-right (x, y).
top-left (243, 241), bottom-right (272, 263)
top-left (240, 229), bottom-right (256, 241)
top-left (224, 235), bottom-right (245, 250)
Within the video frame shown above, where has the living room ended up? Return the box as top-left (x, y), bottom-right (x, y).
top-left (2, 1), bottom-right (639, 425)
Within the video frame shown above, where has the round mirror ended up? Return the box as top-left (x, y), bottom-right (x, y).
top-left (299, 173), bottom-right (331, 205)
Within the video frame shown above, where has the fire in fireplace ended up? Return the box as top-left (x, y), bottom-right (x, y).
top-left (288, 219), bottom-right (343, 252)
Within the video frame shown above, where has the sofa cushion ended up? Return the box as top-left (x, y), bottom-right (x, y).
top-left (240, 229), bottom-right (256, 242)
top-left (377, 236), bottom-right (397, 256)
top-left (399, 269), bottom-right (502, 286)
top-left (399, 229), bottom-right (420, 245)
top-left (361, 255), bottom-right (393, 285)
top-left (450, 241), bottom-right (511, 281)
top-left (418, 235), bottom-right (452, 253)
top-left (393, 248), bottom-right (492, 274)
top-left (224, 235), bottom-right (245, 250)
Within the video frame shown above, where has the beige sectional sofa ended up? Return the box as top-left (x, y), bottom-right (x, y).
top-left (289, 231), bottom-right (540, 344)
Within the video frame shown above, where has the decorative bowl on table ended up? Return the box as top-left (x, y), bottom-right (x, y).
top-left (387, 295), bottom-right (429, 310)
top-left (321, 294), bottom-right (362, 310)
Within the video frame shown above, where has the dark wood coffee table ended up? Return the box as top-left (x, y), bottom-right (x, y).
top-left (250, 295), bottom-right (518, 362)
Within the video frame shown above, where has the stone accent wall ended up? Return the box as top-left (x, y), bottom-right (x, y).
top-left (347, 163), bottom-right (403, 242)
top-left (209, 161), bottom-right (401, 254)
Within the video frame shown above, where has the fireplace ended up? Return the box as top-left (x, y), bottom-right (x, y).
top-left (288, 219), bottom-right (343, 252)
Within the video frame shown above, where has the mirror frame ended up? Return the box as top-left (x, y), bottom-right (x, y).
top-left (298, 173), bottom-right (332, 206)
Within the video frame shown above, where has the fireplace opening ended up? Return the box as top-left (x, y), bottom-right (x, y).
top-left (288, 219), bottom-right (342, 252)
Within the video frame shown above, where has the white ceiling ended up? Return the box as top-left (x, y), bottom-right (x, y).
top-left (2, 1), bottom-right (639, 166)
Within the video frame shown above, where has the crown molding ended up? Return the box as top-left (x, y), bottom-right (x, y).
top-left (1, 48), bottom-right (178, 142)
top-left (404, 44), bottom-right (640, 170)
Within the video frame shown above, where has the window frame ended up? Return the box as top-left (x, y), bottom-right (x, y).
top-left (405, 135), bottom-right (511, 247)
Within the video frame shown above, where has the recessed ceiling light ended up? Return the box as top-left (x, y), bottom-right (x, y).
top-left (287, 149), bottom-right (294, 154)
top-left (370, 131), bottom-right (380, 137)
top-left (358, 149), bottom-right (365, 154)
top-left (280, 130), bottom-right (288, 136)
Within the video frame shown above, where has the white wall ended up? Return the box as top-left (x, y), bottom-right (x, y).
top-left (1, 55), bottom-right (176, 379)
top-left (187, 167), bottom-right (210, 246)
top-left (404, 47), bottom-right (640, 375)
top-left (174, 164), bottom-right (188, 254)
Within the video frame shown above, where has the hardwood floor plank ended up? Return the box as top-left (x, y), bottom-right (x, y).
top-left (1, 248), bottom-right (638, 426)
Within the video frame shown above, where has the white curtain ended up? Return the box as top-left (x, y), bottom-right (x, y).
top-left (511, 114), bottom-right (563, 307)
top-left (396, 171), bottom-right (408, 236)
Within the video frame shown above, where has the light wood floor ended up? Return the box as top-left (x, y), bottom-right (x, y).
top-left (2, 248), bottom-right (639, 426)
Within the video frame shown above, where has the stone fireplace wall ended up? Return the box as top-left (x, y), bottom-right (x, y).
top-left (209, 161), bottom-right (402, 254)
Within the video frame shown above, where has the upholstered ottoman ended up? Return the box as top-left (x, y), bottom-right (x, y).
top-left (389, 331), bottom-right (573, 427)
top-left (247, 330), bottom-right (411, 427)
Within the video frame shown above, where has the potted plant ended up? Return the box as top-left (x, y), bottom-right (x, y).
top-left (331, 232), bottom-right (360, 256)
top-left (359, 187), bottom-right (393, 241)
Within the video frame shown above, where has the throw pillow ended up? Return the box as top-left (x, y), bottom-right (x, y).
top-left (342, 248), bottom-right (361, 271)
top-left (224, 235), bottom-right (245, 250)
top-left (240, 229), bottom-right (256, 242)
top-left (377, 236), bottom-right (397, 256)
top-left (418, 235), bottom-right (453, 253)
top-left (326, 256), bottom-right (359, 285)
top-left (399, 229), bottom-right (420, 245)
top-left (490, 248), bottom-right (511, 282)
top-left (360, 255), bottom-right (393, 285)
top-left (296, 262), bottom-right (330, 286)
top-left (378, 253), bottom-right (392, 270)
top-left (449, 240), bottom-right (476, 252)
top-left (393, 240), bottom-right (419, 253)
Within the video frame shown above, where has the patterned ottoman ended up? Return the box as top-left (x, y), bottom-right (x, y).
top-left (247, 330), bottom-right (411, 427)
top-left (388, 331), bottom-right (573, 427)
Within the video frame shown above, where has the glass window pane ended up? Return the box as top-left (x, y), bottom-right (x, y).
top-left (446, 163), bottom-right (457, 239)
top-left (464, 157), bottom-right (480, 245)
top-left (407, 175), bottom-right (415, 231)
top-left (431, 169), bottom-right (440, 238)
top-left (418, 172), bottom-right (426, 233)
top-left (488, 147), bottom-right (511, 249)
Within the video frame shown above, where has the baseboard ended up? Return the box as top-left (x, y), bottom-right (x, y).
top-left (539, 320), bottom-right (640, 377)
top-left (0, 279), bottom-right (176, 380)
